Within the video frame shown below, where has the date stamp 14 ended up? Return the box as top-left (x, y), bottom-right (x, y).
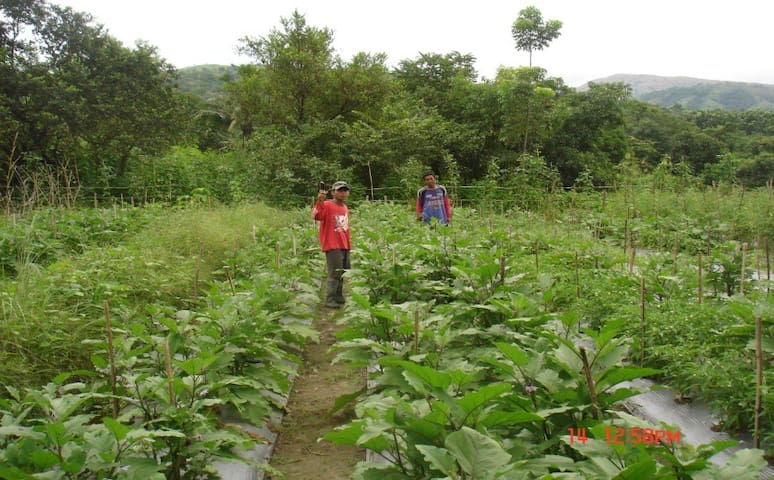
top-left (568, 427), bottom-right (682, 445)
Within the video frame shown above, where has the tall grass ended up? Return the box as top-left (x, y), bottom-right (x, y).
top-left (0, 202), bottom-right (301, 389)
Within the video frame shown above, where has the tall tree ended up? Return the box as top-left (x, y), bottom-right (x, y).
top-left (511, 6), bottom-right (562, 67)
top-left (238, 10), bottom-right (334, 127)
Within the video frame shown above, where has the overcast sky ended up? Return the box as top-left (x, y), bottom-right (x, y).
top-left (51, 0), bottom-right (774, 87)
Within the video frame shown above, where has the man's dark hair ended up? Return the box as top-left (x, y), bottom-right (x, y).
top-left (422, 171), bottom-right (435, 179)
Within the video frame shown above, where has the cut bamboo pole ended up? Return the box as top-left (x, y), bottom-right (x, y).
top-left (164, 338), bottom-right (175, 405)
top-left (413, 310), bottom-right (420, 353)
top-left (276, 242), bottom-right (281, 270)
top-left (579, 347), bottom-right (600, 420)
top-left (740, 243), bottom-right (748, 294)
top-left (575, 251), bottom-right (580, 298)
top-left (698, 254), bottom-right (703, 304)
top-left (224, 266), bottom-right (235, 295)
top-left (753, 316), bottom-right (762, 449)
top-left (672, 233), bottom-right (679, 275)
top-left (103, 301), bottom-right (119, 419)
top-left (640, 277), bottom-right (646, 367)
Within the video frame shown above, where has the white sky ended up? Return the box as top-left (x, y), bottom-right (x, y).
top-left (51, 0), bottom-right (774, 87)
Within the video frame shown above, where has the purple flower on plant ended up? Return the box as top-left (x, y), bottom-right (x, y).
top-left (524, 384), bottom-right (538, 394)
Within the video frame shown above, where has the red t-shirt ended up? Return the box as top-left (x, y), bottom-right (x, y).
top-left (312, 200), bottom-right (351, 251)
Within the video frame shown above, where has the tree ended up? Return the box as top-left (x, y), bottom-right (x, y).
top-left (511, 6), bottom-right (562, 67)
top-left (238, 10), bottom-right (334, 127)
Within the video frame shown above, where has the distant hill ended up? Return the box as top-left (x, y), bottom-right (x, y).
top-left (176, 64), bottom-right (238, 100)
top-left (580, 74), bottom-right (774, 111)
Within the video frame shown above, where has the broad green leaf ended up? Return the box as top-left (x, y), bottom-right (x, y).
top-left (457, 384), bottom-right (510, 415)
top-left (479, 411), bottom-right (542, 428)
top-left (445, 426), bottom-right (511, 479)
top-left (611, 458), bottom-right (657, 479)
top-left (327, 386), bottom-right (367, 417)
top-left (701, 448), bottom-right (766, 479)
top-left (495, 342), bottom-right (530, 366)
top-left (323, 420), bottom-right (365, 446)
top-left (416, 444), bottom-right (457, 476)
top-left (596, 367), bottom-right (661, 391)
top-left (104, 416), bottom-right (131, 441)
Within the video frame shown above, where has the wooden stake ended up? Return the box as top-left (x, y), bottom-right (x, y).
top-left (575, 251), bottom-right (580, 298)
top-left (413, 310), bottom-right (420, 353)
top-left (164, 338), bottom-right (175, 406)
top-left (740, 242), bottom-right (748, 294)
top-left (698, 254), bottom-right (703, 304)
top-left (672, 233), bottom-right (679, 275)
top-left (753, 316), bottom-right (763, 449)
top-left (579, 347), bottom-right (599, 420)
top-left (292, 235), bottom-right (297, 257)
top-left (534, 239), bottom-right (539, 271)
top-left (194, 243), bottom-right (202, 299)
top-left (766, 238), bottom-right (771, 295)
top-left (629, 247), bottom-right (636, 274)
top-left (224, 266), bottom-right (235, 295)
top-left (103, 301), bottom-right (119, 419)
top-left (640, 277), bottom-right (646, 367)
top-left (623, 218), bottom-right (629, 254)
top-left (276, 242), bottom-right (281, 270)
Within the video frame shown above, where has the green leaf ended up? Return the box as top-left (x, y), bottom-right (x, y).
top-left (416, 444), bottom-right (457, 476)
top-left (596, 366), bottom-right (661, 390)
top-left (327, 386), bottom-right (367, 417)
top-left (495, 342), bottom-right (530, 366)
top-left (458, 384), bottom-right (510, 415)
top-left (104, 416), bottom-right (131, 442)
top-left (479, 411), bottom-right (542, 428)
top-left (0, 467), bottom-right (38, 480)
top-left (445, 426), bottom-right (511, 479)
top-left (612, 458), bottom-right (657, 479)
top-left (322, 420), bottom-right (365, 446)
top-left (708, 448), bottom-right (767, 479)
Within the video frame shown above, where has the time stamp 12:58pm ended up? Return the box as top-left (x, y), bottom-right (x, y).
top-left (567, 427), bottom-right (682, 445)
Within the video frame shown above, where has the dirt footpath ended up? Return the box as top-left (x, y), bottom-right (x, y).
top-left (268, 309), bottom-right (365, 479)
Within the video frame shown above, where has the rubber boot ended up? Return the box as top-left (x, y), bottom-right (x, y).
top-left (324, 279), bottom-right (340, 308)
top-left (334, 279), bottom-right (345, 305)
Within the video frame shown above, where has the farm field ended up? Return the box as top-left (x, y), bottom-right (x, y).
top-left (0, 185), bottom-right (771, 479)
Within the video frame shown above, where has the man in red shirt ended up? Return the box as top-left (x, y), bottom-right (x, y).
top-left (313, 181), bottom-right (351, 308)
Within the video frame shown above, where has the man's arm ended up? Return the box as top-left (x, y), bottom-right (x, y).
top-left (313, 191), bottom-right (327, 221)
top-left (443, 194), bottom-right (452, 223)
top-left (415, 189), bottom-right (424, 221)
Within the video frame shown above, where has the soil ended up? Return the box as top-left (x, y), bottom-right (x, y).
top-left (268, 307), bottom-right (365, 479)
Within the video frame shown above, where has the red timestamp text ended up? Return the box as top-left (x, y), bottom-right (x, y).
top-left (567, 427), bottom-right (682, 445)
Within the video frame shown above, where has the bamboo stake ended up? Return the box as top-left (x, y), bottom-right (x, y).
top-left (575, 251), bottom-right (580, 298)
top-left (103, 301), bottom-right (119, 419)
top-left (629, 247), bottom-right (636, 274)
top-left (672, 233), bottom-right (679, 275)
top-left (164, 338), bottom-right (175, 406)
top-left (698, 254), bottom-right (703, 304)
top-left (640, 277), bottom-right (646, 367)
top-left (579, 347), bottom-right (600, 420)
top-left (194, 243), bottom-right (202, 299)
top-left (623, 218), bottom-right (629, 254)
top-left (740, 243), bottom-right (748, 294)
top-left (753, 316), bottom-right (762, 449)
top-left (276, 242), bottom-right (281, 270)
top-left (413, 310), bottom-right (420, 353)
top-left (534, 239), bottom-right (539, 271)
top-left (766, 238), bottom-right (771, 295)
top-left (224, 266), bottom-right (235, 295)
top-left (292, 235), bottom-right (297, 257)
